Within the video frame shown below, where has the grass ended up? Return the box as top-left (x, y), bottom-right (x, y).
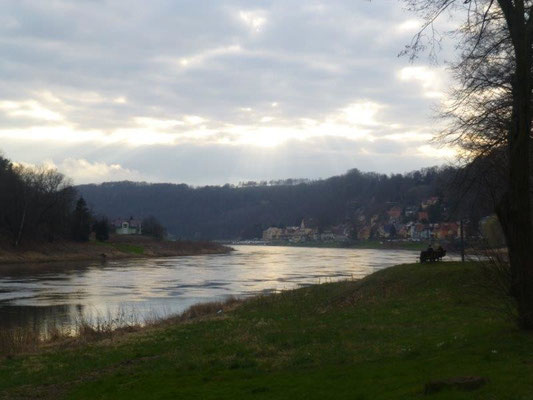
top-left (0, 310), bottom-right (147, 358)
top-left (1, 262), bottom-right (532, 399)
top-left (103, 242), bottom-right (145, 255)
top-left (0, 236), bottom-right (231, 264)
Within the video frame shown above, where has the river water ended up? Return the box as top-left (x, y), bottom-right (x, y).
top-left (0, 245), bottom-right (422, 331)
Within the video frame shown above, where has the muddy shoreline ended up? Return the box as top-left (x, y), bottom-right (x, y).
top-left (0, 235), bottom-right (233, 265)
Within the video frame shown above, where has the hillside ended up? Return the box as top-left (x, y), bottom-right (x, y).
top-left (78, 166), bottom-right (493, 240)
top-left (1, 262), bottom-right (531, 399)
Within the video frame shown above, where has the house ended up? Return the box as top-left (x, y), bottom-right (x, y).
top-left (396, 223), bottom-right (411, 239)
top-left (411, 223), bottom-right (431, 240)
top-left (112, 217), bottom-right (143, 235)
top-left (421, 197), bottom-right (439, 210)
top-left (418, 211), bottom-right (429, 222)
top-left (377, 223), bottom-right (397, 239)
top-left (387, 206), bottom-right (403, 222)
top-left (357, 226), bottom-right (371, 240)
top-left (329, 224), bottom-right (351, 241)
top-left (404, 206), bottom-right (418, 217)
top-left (300, 218), bottom-right (319, 230)
top-left (290, 220), bottom-right (320, 243)
top-left (434, 222), bottom-right (460, 240)
top-left (262, 227), bottom-right (284, 241)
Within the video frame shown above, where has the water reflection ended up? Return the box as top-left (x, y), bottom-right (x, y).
top-left (0, 245), bottom-right (425, 331)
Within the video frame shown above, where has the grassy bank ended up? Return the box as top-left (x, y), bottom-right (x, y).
top-left (1, 262), bottom-right (532, 399)
top-left (0, 235), bottom-right (232, 264)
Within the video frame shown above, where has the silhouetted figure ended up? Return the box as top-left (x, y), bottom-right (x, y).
top-left (420, 244), bottom-right (433, 263)
top-left (436, 246), bottom-right (446, 261)
top-left (420, 244), bottom-right (446, 263)
top-left (427, 245), bottom-right (435, 262)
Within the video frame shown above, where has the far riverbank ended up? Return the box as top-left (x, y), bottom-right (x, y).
top-left (0, 235), bottom-right (233, 264)
top-left (228, 239), bottom-right (428, 251)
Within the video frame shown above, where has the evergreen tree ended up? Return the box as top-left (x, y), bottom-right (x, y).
top-left (94, 217), bottom-right (109, 242)
top-left (71, 197), bottom-right (91, 242)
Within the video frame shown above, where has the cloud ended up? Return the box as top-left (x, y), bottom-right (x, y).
top-left (56, 158), bottom-right (147, 184)
top-left (13, 157), bottom-right (147, 184)
top-left (1, 136), bottom-right (451, 186)
top-left (57, 158), bottom-right (146, 184)
top-left (0, 0), bottom-right (457, 184)
top-left (0, 99), bottom-right (64, 121)
top-left (157, 45), bottom-right (243, 69)
top-left (239, 10), bottom-right (268, 32)
top-left (398, 66), bottom-right (449, 99)
top-left (0, 98), bottom-right (437, 149)
top-left (396, 19), bottom-right (422, 33)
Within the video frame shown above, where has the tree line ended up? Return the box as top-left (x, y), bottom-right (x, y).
top-left (78, 165), bottom-right (494, 241)
top-left (0, 154), bottom-right (164, 246)
top-left (0, 155), bottom-right (78, 246)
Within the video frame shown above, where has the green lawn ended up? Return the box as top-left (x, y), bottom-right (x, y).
top-left (1, 262), bottom-right (532, 399)
top-left (95, 240), bottom-right (145, 255)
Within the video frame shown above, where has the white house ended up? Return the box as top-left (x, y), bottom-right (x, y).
top-left (112, 217), bottom-right (142, 235)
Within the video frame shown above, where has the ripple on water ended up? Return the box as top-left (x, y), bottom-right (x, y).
top-left (0, 245), bottom-right (423, 330)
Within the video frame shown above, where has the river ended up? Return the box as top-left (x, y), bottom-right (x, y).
top-left (0, 245), bottom-right (423, 332)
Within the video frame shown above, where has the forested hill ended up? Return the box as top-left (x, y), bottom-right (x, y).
top-left (77, 166), bottom-right (492, 240)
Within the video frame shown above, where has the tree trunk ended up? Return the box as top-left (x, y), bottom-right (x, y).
top-left (15, 205), bottom-right (27, 247)
top-left (497, 14), bottom-right (533, 328)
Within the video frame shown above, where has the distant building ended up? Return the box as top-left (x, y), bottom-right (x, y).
top-left (434, 222), bottom-right (460, 240)
top-left (411, 223), bottom-right (431, 240)
top-left (387, 206), bottom-right (403, 222)
top-left (404, 206), bottom-right (418, 218)
top-left (262, 227), bottom-right (284, 241)
top-left (262, 219), bottom-right (320, 243)
top-left (357, 226), bottom-right (371, 240)
top-left (112, 217), bottom-right (142, 235)
top-left (421, 197), bottom-right (439, 210)
top-left (418, 211), bottom-right (429, 222)
top-left (326, 224), bottom-right (350, 242)
top-left (397, 223), bottom-right (411, 239)
top-left (300, 218), bottom-right (319, 230)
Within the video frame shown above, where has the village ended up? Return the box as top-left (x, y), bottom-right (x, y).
top-left (262, 197), bottom-right (468, 245)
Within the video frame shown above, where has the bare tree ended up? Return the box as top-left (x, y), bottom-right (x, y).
top-left (0, 160), bottom-right (75, 246)
top-left (402, 0), bottom-right (533, 327)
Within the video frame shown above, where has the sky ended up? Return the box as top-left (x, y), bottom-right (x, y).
top-left (0, 0), bottom-right (457, 185)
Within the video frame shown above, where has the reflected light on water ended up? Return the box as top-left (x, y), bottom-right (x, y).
top-left (0, 245), bottom-right (429, 331)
